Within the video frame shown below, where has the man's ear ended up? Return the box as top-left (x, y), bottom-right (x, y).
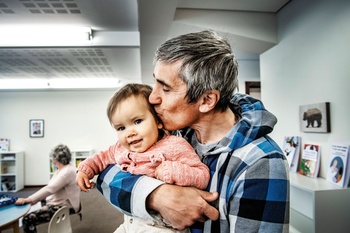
top-left (199, 90), bottom-right (220, 113)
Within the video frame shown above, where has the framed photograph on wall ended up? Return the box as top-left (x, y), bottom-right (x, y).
top-left (299, 102), bottom-right (330, 133)
top-left (30, 119), bottom-right (44, 138)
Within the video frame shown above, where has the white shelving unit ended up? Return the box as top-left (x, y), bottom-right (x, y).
top-left (0, 151), bottom-right (24, 192)
top-left (73, 149), bottom-right (94, 168)
top-left (50, 149), bottom-right (94, 177)
top-left (289, 172), bottom-right (350, 233)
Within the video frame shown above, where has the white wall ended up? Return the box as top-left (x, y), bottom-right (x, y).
top-left (0, 90), bottom-right (117, 185)
top-left (237, 60), bottom-right (260, 93)
top-left (261, 0), bottom-right (350, 178)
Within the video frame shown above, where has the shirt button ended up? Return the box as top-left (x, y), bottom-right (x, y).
top-left (129, 218), bottom-right (133, 224)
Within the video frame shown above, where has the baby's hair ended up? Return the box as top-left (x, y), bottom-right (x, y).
top-left (107, 83), bottom-right (161, 126)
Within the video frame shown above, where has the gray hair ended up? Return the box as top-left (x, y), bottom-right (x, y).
top-left (51, 144), bottom-right (71, 165)
top-left (154, 30), bottom-right (239, 111)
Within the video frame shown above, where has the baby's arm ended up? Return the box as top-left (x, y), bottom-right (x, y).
top-left (155, 136), bottom-right (210, 189)
top-left (76, 143), bottom-right (119, 191)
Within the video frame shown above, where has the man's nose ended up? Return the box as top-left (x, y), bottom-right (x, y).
top-left (149, 89), bottom-right (160, 104)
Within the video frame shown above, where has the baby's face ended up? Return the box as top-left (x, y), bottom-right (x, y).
top-left (111, 95), bottom-right (162, 152)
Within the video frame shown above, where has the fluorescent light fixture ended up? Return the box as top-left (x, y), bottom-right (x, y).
top-left (48, 78), bottom-right (121, 89)
top-left (0, 78), bottom-right (122, 90)
top-left (0, 26), bottom-right (92, 47)
top-left (0, 79), bottom-right (48, 89)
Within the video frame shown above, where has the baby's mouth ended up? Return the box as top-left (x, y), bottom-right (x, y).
top-left (130, 139), bottom-right (142, 145)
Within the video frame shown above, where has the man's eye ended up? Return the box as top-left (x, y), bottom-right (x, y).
top-left (162, 85), bottom-right (170, 92)
top-left (135, 119), bottom-right (142, 125)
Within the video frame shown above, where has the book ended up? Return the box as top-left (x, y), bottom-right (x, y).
top-left (282, 136), bottom-right (301, 172)
top-left (326, 143), bottom-right (350, 188)
top-left (0, 138), bottom-right (9, 151)
top-left (299, 144), bottom-right (320, 178)
top-left (76, 158), bottom-right (85, 167)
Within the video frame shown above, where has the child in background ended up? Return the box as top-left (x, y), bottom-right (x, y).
top-left (76, 83), bottom-right (209, 233)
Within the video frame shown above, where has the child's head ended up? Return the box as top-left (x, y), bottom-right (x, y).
top-left (107, 83), bottom-right (163, 153)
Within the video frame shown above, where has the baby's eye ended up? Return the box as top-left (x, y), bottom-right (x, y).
top-left (116, 126), bottom-right (125, 131)
top-left (134, 119), bottom-right (142, 125)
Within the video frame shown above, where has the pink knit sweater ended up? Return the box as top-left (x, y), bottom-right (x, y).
top-left (78, 135), bottom-right (209, 189)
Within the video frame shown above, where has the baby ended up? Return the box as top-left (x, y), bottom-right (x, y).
top-left (76, 83), bottom-right (209, 233)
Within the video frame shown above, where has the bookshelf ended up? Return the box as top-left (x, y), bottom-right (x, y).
top-left (50, 149), bottom-right (94, 178)
top-left (0, 151), bottom-right (24, 192)
top-left (289, 172), bottom-right (350, 233)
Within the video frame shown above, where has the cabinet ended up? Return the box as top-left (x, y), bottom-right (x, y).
top-left (50, 149), bottom-right (94, 177)
top-left (289, 172), bottom-right (350, 233)
top-left (0, 151), bottom-right (24, 192)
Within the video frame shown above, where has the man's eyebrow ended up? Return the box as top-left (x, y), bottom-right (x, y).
top-left (153, 74), bottom-right (171, 88)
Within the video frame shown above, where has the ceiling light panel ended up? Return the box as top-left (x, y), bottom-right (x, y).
top-left (21, 0), bottom-right (80, 14)
top-left (0, 48), bottom-right (116, 79)
top-left (0, 47), bottom-right (142, 87)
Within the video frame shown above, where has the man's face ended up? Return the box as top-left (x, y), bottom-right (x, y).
top-left (149, 61), bottom-right (200, 131)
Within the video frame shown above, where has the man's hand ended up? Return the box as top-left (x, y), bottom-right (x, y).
top-left (76, 171), bottom-right (94, 192)
top-left (147, 184), bottom-right (219, 230)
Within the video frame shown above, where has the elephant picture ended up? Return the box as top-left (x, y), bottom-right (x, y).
top-left (299, 102), bottom-right (330, 133)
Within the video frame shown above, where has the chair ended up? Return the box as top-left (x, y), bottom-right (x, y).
top-left (70, 201), bottom-right (83, 221)
top-left (48, 206), bottom-right (72, 233)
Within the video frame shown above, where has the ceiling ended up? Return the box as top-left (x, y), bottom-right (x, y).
top-left (0, 0), bottom-right (291, 90)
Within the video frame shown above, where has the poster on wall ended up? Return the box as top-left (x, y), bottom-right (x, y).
top-left (299, 102), bottom-right (330, 133)
top-left (29, 119), bottom-right (44, 138)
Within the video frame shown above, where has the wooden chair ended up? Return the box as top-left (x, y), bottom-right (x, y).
top-left (48, 206), bottom-right (72, 233)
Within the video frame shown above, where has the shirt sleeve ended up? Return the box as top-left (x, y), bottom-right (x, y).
top-left (78, 143), bottom-right (121, 179)
top-left (96, 164), bottom-right (164, 220)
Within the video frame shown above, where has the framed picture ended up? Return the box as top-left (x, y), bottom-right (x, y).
top-left (30, 119), bottom-right (44, 138)
top-left (299, 102), bottom-right (330, 133)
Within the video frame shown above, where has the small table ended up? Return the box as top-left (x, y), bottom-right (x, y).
top-left (0, 204), bottom-right (30, 233)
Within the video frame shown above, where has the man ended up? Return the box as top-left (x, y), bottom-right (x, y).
top-left (97, 30), bottom-right (289, 232)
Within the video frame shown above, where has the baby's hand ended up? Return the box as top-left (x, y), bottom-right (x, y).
top-left (155, 163), bottom-right (164, 181)
top-left (76, 171), bottom-right (94, 192)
